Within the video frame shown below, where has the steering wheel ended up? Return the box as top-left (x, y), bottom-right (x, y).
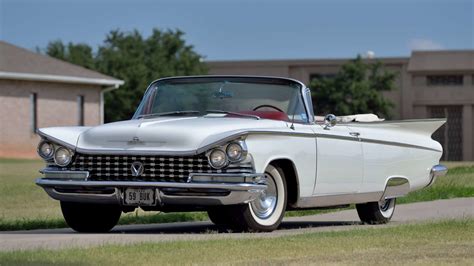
top-left (253, 105), bottom-right (285, 113)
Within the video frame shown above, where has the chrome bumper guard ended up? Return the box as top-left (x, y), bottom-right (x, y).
top-left (36, 171), bottom-right (267, 206)
top-left (426, 164), bottom-right (448, 187)
top-left (382, 164), bottom-right (447, 200)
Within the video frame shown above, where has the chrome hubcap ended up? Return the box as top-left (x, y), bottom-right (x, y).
top-left (250, 173), bottom-right (277, 219)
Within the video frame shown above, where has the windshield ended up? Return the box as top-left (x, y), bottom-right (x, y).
top-left (133, 77), bottom-right (309, 123)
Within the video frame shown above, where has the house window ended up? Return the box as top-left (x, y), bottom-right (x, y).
top-left (30, 93), bottom-right (37, 133)
top-left (426, 75), bottom-right (463, 86)
top-left (77, 95), bottom-right (84, 126)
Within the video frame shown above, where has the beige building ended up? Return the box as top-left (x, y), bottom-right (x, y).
top-left (208, 51), bottom-right (474, 161)
top-left (0, 41), bottom-right (123, 158)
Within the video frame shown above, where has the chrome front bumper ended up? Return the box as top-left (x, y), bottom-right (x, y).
top-left (36, 172), bottom-right (267, 206)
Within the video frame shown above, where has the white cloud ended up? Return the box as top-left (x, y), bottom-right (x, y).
top-left (408, 38), bottom-right (444, 51)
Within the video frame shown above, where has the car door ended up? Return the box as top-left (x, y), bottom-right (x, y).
top-left (312, 124), bottom-right (364, 195)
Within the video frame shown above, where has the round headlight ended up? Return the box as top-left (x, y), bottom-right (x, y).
top-left (226, 142), bottom-right (243, 162)
top-left (54, 147), bottom-right (73, 166)
top-left (38, 141), bottom-right (54, 160)
top-left (209, 149), bottom-right (227, 169)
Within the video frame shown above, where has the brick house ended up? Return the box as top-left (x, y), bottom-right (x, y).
top-left (0, 41), bottom-right (123, 158)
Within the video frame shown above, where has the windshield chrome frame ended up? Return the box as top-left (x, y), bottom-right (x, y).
top-left (133, 75), bottom-right (313, 124)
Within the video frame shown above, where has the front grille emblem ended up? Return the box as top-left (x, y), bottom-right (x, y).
top-left (130, 161), bottom-right (144, 177)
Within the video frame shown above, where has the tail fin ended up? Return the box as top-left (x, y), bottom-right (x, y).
top-left (385, 119), bottom-right (446, 136)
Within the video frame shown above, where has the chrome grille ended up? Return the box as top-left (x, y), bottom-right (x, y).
top-left (66, 153), bottom-right (254, 182)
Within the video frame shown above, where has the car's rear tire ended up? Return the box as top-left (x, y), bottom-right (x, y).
top-left (356, 198), bottom-right (396, 224)
top-left (60, 201), bottom-right (122, 233)
top-left (226, 164), bottom-right (287, 232)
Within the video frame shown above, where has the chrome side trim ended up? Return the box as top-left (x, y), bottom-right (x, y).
top-left (426, 164), bottom-right (448, 187)
top-left (316, 132), bottom-right (442, 152)
top-left (382, 177), bottom-right (410, 199)
top-left (358, 138), bottom-right (442, 153)
top-left (315, 132), bottom-right (358, 142)
top-left (295, 191), bottom-right (383, 208)
top-left (346, 118), bottom-right (447, 125)
top-left (198, 131), bottom-right (315, 154)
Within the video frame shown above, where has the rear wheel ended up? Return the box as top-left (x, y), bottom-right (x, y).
top-left (226, 164), bottom-right (287, 232)
top-left (60, 201), bottom-right (122, 233)
top-left (356, 198), bottom-right (396, 224)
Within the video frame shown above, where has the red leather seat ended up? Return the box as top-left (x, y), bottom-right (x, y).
top-left (236, 111), bottom-right (289, 121)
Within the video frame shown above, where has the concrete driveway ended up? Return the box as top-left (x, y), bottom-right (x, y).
top-left (1, 197), bottom-right (472, 251)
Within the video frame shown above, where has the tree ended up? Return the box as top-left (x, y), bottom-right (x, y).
top-left (44, 28), bottom-right (207, 122)
top-left (45, 41), bottom-right (95, 69)
top-left (309, 56), bottom-right (396, 119)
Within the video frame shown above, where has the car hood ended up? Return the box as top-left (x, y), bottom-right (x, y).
top-left (41, 117), bottom-right (288, 155)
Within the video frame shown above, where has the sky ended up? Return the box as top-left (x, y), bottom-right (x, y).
top-left (1, 0), bottom-right (473, 61)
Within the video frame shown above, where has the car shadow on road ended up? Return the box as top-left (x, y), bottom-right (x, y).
top-left (3, 220), bottom-right (361, 235)
top-left (110, 220), bottom-right (362, 234)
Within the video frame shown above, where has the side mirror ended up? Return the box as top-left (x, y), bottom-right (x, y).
top-left (324, 114), bottom-right (337, 129)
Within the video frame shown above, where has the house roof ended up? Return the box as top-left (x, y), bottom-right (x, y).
top-left (408, 50), bottom-right (474, 72)
top-left (206, 56), bottom-right (409, 67)
top-left (0, 41), bottom-right (123, 87)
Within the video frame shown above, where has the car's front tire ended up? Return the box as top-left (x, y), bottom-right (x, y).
top-left (356, 198), bottom-right (396, 224)
top-left (207, 207), bottom-right (234, 226)
top-left (60, 201), bottom-right (122, 233)
top-left (226, 164), bottom-right (287, 232)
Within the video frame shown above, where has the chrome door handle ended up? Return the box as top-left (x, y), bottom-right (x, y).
top-left (349, 132), bottom-right (360, 137)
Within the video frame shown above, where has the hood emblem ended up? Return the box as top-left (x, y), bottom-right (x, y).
top-left (130, 162), bottom-right (144, 177)
top-left (127, 136), bottom-right (145, 145)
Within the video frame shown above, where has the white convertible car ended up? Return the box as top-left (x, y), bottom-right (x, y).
top-left (36, 76), bottom-right (447, 232)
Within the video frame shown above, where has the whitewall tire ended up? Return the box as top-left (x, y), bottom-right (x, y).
top-left (356, 198), bottom-right (396, 224)
top-left (226, 164), bottom-right (287, 232)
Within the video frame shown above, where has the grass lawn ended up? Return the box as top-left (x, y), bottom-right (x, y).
top-left (0, 158), bottom-right (473, 231)
top-left (1, 219), bottom-right (473, 265)
top-left (0, 158), bottom-right (208, 231)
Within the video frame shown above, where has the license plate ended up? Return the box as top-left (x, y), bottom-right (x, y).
top-left (124, 188), bottom-right (155, 206)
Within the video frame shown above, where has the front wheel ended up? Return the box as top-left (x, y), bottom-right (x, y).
top-left (227, 164), bottom-right (287, 232)
top-left (60, 201), bottom-right (122, 233)
top-left (356, 198), bottom-right (396, 224)
top-left (207, 207), bottom-right (234, 226)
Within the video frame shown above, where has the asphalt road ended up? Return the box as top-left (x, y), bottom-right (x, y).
top-left (1, 198), bottom-right (473, 251)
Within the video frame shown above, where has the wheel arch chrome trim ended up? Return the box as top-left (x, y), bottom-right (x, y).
top-left (382, 176), bottom-right (410, 200)
top-left (266, 157), bottom-right (301, 208)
